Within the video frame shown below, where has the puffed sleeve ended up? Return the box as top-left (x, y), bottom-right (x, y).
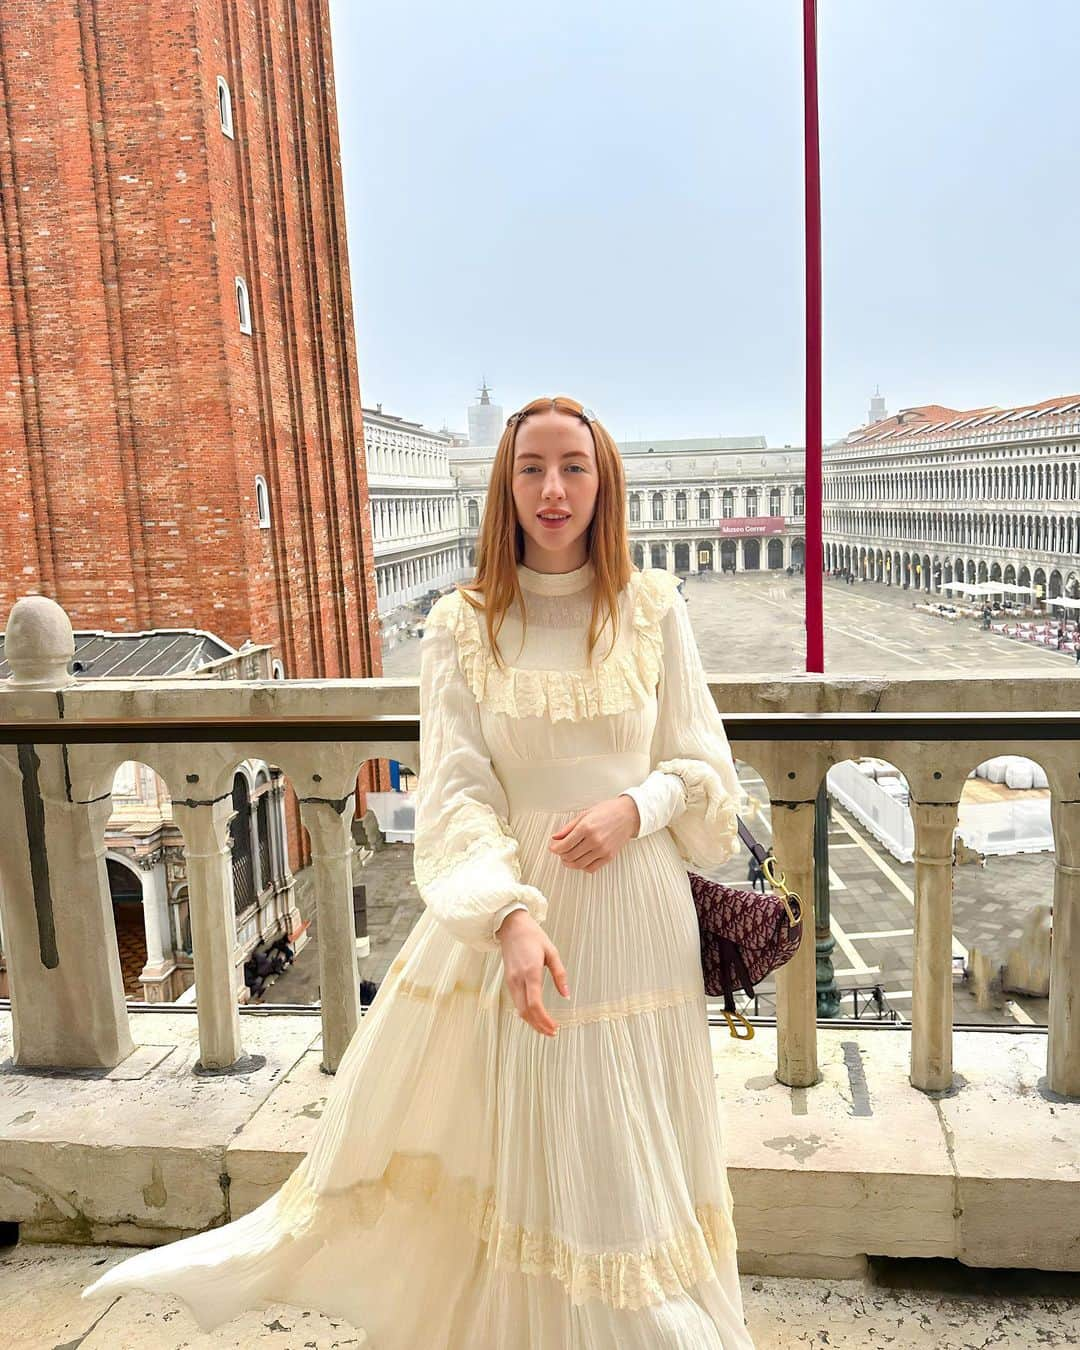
top-left (412, 594), bottom-right (549, 952)
top-left (618, 577), bottom-right (743, 870)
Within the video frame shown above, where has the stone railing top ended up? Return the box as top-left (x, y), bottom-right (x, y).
top-left (2, 669), bottom-right (1080, 719)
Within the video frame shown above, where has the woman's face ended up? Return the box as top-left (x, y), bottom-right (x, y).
top-left (511, 409), bottom-right (599, 569)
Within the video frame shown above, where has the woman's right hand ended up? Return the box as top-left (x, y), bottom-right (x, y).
top-left (496, 910), bottom-right (570, 1037)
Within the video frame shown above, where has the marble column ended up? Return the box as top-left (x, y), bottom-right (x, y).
top-left (171, 797), bottom-right (245, 1070)
top-left (1049, 795), bottom-right (1080, 1096)
top-left (298, 798), bottom-right (362, 1073)
top-left (771, 799), bottom-right (819, 1089)
top-left (910, 800), bottom-right (960, 1092)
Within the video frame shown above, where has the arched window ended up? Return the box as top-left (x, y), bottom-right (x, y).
top-left (255, 474), bottom-right (271, 528)
top-left (722, 489), bottom-right (734, 518)
top-left (217, 77), bottom-right (235, 138)
top-left (229, 773), bottom-right (256, 916)
top-left (745, 488), bottom-right (759, 517)
top-left (793, 486), bottom-right (805, 517)
top-left (271, 659), bottom-right (285, 680)
top-left (235, 276), bottom-right (252, 334)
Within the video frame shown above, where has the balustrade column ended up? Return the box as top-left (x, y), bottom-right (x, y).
top-left (0, 746), bottom-right (134, 1068)
top-left (1049, 796), bottom-right (1080, 1096)
top-left (171, 797), bottom-right (245, 1070)
top-left (298, 798), bottom-right (362, 1073)
top-left (910, 800), bottom-right (959, 1091)
top-left (770, 798), bottom-right (819, 1088)
top-left (0, 597), bottom-right (133, 1069)
top-left (138, 858), bottom-right (167, 969)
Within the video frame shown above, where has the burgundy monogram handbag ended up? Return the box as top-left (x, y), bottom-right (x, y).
top-left (687, 818), bottom-right (804, 1040)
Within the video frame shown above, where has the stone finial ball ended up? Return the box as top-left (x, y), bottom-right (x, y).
top-left (4, 595), bottom-right (76, 687)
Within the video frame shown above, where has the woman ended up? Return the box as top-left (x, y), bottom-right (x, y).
top-left (83, 396), bottom-right (755, 1348)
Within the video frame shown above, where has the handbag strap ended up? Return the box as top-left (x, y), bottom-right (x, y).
top-left (736, 814), bottom-right (804, 928)
top-left (736, 815), bottom-right (770, 865)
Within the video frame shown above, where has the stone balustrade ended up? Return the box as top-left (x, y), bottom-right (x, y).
top-left (2, 595), bottom-right (1078, 1101)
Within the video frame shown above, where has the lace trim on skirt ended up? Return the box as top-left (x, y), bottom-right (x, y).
top-left (275, 1150), bottom-right (737, 1312)
top-left (386, 960), bottom-right (705, 1029)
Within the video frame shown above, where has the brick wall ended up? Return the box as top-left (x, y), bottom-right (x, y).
top-left (0, 0), bottom-right (381, 681)
top-left (0, 1), bottom-right (387, 856)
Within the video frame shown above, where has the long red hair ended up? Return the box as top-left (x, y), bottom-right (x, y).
top-left (455, 395), bottom-right (633, 671)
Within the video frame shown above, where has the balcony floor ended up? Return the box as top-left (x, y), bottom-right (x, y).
top-left (1, 1010), bottom-right (1078, 1342)
top-left (3, 1241), bottom-right (1078, 1347)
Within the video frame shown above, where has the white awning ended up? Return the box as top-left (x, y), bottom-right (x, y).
top-left (946, 580), bottom-right (1037, 597)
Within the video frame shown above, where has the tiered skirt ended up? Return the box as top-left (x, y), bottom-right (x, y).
top-left (83, 810), bottom-right (754, 1349)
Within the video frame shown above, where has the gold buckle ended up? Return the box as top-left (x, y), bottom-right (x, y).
top-left (721, 1008), bottom-right (755, 1040)
top-left (760, 856), bottom-right (801, 927)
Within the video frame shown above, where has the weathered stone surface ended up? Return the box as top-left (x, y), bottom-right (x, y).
top-left (0, 1010), bottom-right (319, 1242)
top-left (1, 1010), bottom-right (1076, 1278)
top-left (225, 1043), bottom-right (329, 1215)
top-left (3, 1242), bottom-right (1079, 1348)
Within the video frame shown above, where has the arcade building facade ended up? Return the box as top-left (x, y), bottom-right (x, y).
top-left (823, 393), bottom-right (1080, 602)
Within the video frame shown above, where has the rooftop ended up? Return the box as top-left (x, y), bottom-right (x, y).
top-left (844, 392), bottom-right (1080, 448)
top-left (0, 628), bottom-right (238, 680)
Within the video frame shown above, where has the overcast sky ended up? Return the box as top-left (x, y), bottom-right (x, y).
top-left (328, 1), bottom-right (1079, 448)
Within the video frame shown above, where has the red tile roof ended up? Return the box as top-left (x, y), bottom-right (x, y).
top-left (846, 393), bottom-right (1080, 446)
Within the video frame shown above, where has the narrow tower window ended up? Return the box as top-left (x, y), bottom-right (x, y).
top-left (255, 474), bottom-right (271, 527)
top-left (217, 77), bottom-right (235, 138)
top-left (236, 276), bottom-right (252, 334)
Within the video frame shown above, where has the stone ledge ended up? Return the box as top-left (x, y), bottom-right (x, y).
top-left (0, 1012), bottom-right (1076, 1278)
top-left (715, 1026), bottom-right (1079, 1276)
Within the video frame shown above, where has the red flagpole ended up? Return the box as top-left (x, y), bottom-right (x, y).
top-left (803, 0), bottom-right (824, 673)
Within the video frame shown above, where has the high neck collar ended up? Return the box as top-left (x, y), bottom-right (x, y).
top-left (516, 558), bottom-right (595, 595)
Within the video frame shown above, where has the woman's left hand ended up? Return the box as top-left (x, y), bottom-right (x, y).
top-left (548, 796), bottom-right (640, 872)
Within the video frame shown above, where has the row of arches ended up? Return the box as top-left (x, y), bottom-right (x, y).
top-left (632, 538), bottom-right (807, 572)
top-left (828, 456), bottom-right (1080, 506)
top-left (377, 493), bottom-right (454, 540)
top-left (104, 762), bottom-right (296, 1002)
top-left (826, 509), bottom-right (1080, 554)
top-left (825, 543), bottom-right (1080, 599)
top-left (364, 434), bottom-right (451, 481)
top-left (628, 486), bottom-right (805, 523)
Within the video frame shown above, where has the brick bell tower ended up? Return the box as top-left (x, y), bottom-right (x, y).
top-left (0, 2), bottom-right (384, 862)
top-left (0, 0), bottom-right (379, 682)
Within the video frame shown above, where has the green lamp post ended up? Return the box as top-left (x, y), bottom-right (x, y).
top-left (814, 777), bottom-right (840, 1017)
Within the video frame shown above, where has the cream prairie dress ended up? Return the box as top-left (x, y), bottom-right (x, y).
top-left (82, 560), bottom-right (755, 1349)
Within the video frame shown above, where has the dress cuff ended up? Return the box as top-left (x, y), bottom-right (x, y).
top-left (619, 771), bottom-right (689, 839)
top-left (493, 900), bottom-right (530, 938)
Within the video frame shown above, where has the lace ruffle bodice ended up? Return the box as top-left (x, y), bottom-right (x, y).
top-left (412, 561), bottom-right (743, 952)
top-left (423, 561), bottom-right (675, 724)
